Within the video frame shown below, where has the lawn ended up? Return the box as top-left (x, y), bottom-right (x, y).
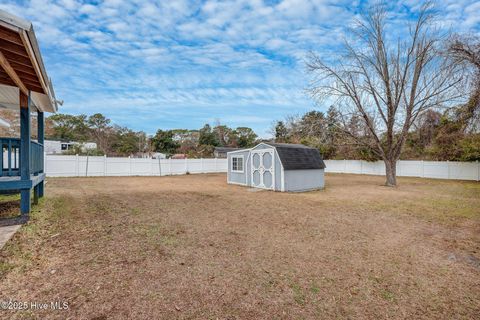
top-left (0, 193), bottom-right (21, 219)
top-left (0, 173), bottom-right (479, 319)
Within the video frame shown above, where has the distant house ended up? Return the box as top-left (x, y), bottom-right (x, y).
top-left (44, 140), bottom-right (97, 155)
top-left (214, 147), bottom-right (243, 158)
top-left (171, 153), bottom-right (187, 159)
top-left (151, 152), bottom-right (166, 159)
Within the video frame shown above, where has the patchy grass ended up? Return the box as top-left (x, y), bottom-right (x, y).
top-left (290, 282), bottom-right (306, 306)
top-left (0, 173), bottom-right (479, 319)
top-left (0, 193), bottom-right (20, 219)
top-left (0, 261), bottom-right (14, 277)
top-left (0, 194), bottom-right (19, 201)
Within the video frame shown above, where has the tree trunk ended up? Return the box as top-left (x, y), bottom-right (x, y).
top-left (384, 158), bottom-right (397, 187)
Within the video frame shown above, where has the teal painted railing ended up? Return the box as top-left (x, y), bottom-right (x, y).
top-left (1, 137), bottom-right (20, 176)
top-left (30, 141), bottom-right (44, 176)
top-left (1, 137), bottom-right (44, 177)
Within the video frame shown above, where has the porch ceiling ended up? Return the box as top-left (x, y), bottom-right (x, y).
top-left (0, 10), bottom-right (57, 113)
top-left (0, 84), bottom-right (51, 113)
top-left (0, 117), bottom-right (9, 127)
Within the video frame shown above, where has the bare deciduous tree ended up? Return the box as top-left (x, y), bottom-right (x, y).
top-left (448, 35), bottom-right (480, 132)
top-left (307, 2), bottom-right (464, 186)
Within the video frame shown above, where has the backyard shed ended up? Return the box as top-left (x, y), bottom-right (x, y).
top-left (227, 142), bottom-right (326, 192)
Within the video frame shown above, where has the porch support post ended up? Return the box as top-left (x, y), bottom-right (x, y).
top-left (37, 111), bottom-right (44, 197)
top-left (20, 91), bottom-right (31, 214)
top-left (33, 185), bottom-right (39, 205)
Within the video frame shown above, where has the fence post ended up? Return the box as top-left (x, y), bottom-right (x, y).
top-left (185, 158), bottom-right (188, 174)
top-left (447, 160), bottom-right (450, 179)
top-left (344, 159), bottom-right (347, 173)
top-left (85, 154), bottom-right (89, 177)
top-left (477, 160), bottom-right (479, 182)
top-left (129, 156), bottom-right (132, 176)
top-left (421, 160), bottom-right (424, 178)
top-left (76, 154), bottom-right (79, 177)
top-left (104, 155), bottom-right (107, 176)
top-left (169, 158), bottom-right (172, 175)
top-left (201, 158), bottom-right (204, 173)
top-left (360, 160), bottom-right (363, 174)
top-left (214, 158), bottom-right (217, 172)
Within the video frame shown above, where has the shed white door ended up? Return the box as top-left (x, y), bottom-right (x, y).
top-left (251, 149), bottom-right (275, 190)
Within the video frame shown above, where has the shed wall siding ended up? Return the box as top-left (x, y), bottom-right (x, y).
top-left (227, 150), bottom-right (250, 185)
top-left (274, 152), bottom-right (282, 191)
top-left (284, 169), bottom-right (324, 192)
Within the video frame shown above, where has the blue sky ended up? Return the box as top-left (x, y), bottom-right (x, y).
top-left (1, 0), bottom-right (479, 137)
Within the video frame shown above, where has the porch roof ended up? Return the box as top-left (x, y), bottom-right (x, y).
top-left (0, 117), bottom-right (9, 127)
top-left (0, 9), bottom-right (58, 113)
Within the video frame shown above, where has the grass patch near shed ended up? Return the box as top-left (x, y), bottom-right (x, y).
top-left (0, 173), bottom-right (479, 319)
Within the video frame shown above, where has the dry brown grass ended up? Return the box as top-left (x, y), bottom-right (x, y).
top-left (0, 173), bottom-right (479, 319)
top-left (0, 194), bottom-right (20, 219)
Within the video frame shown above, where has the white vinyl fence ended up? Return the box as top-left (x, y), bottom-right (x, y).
top-left (44, 155), bottom-right (480, 181)
top-left (45, 155), bottom-right (227, 177)
top-left (324, 160), bottom-right (480, 181)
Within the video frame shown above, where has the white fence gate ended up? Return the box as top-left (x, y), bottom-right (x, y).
top-left (44, 155), bottom-right (480, 181)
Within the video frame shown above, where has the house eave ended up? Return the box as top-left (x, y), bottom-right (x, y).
top-left (0, 9), bottom-right (58, 113)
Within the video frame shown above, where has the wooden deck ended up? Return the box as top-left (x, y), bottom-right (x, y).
top-left (0, 173), bottom-right (45, 191)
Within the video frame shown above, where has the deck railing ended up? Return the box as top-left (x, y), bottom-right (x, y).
top-left (30, 141), bottom-right (44, 175)
top-left (1, 137), bottom-right (44, 177)
top-left (1, 137), bottom-right (20, 176)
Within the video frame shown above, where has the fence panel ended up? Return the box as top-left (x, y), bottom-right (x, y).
top-left (323, 160), bottom-right (345, 173)
top-left (362, 161), bottom-right (385, 175)
top-left (398, 160), bottom-right (423, 177)
top-left (423, 161), bottom-right (449, 179)
top-left (186, 159), bottom-right (202, 173)
top-left (324, 159), bottom-right (479, 181)
top-left (78, 156), bottom-right (104, 177)
top-left (44, 156), bottom-right (230, 177)
top-left (130, 158), bottom-right (152, 176)
top-left (448, 161), bottom-right (479, 180)
top-left (216, 158), bottom-right (228, 172)
top-left (44, 155), bottom-right (479, 181)
top-left (344, 160), bottom-right (362, 174)
top-left (106, 157), bottom-right (130, 176)
top-left (45, 155), bottom-right (77, 177)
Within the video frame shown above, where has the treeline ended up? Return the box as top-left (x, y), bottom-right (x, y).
top-left (46, 113), bottom-right (146, 156)
top-left (46, 114), bottom-right (258, 157)
top-left (46, 103), bottom-right (478, 161)
top-left (151, 124), bottom-right (257, 158)
top-left (273, 103), bottom-right (480, 161)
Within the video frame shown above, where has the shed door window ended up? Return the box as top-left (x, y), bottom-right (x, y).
top-left (231, 156), bottom-right (244, 173)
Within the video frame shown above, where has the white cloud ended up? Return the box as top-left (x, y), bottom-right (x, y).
top-left (0, 0), bottom-right (477, 136)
